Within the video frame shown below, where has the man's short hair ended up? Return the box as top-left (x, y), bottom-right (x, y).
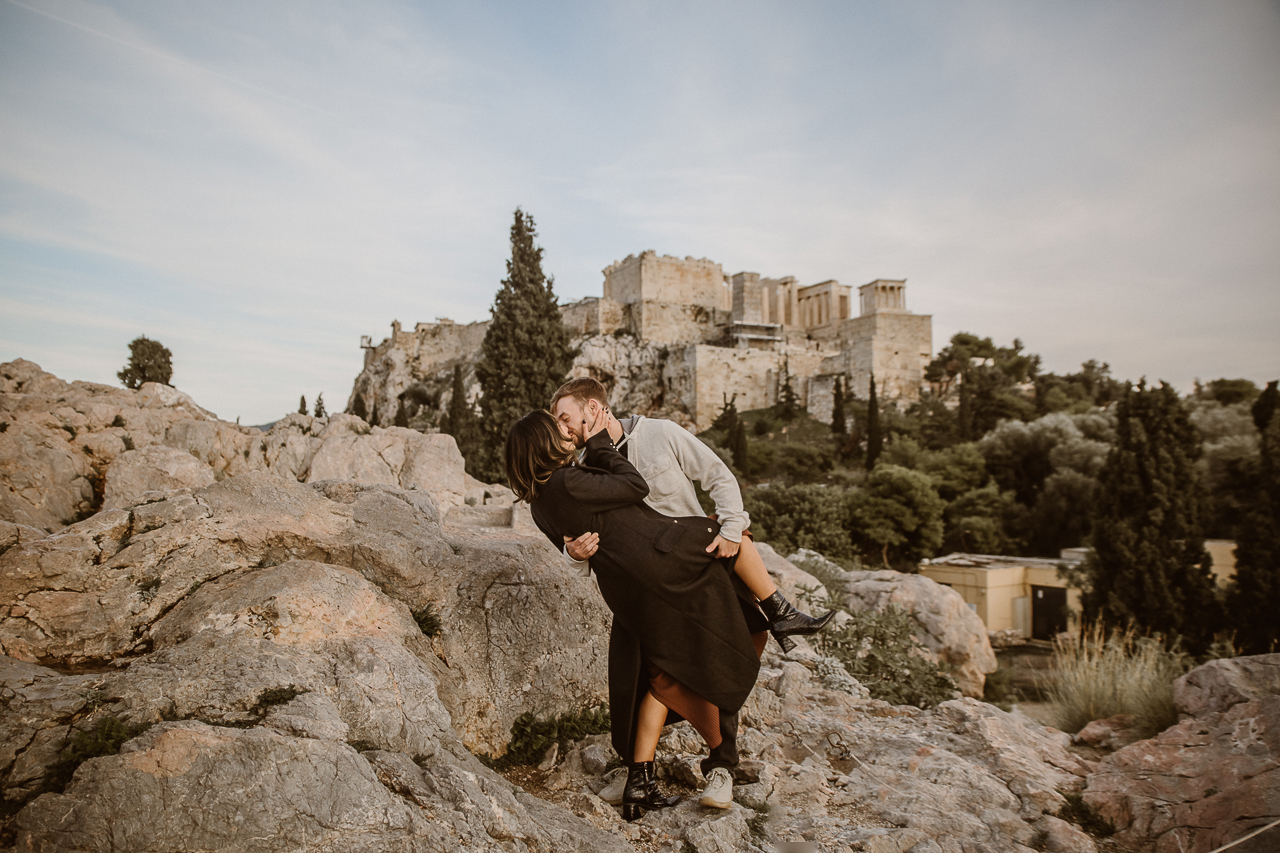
top-left (551, 377), bottom-right (609, 412)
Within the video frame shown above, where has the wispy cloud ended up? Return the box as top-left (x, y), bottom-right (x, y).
top-left (0, 0), bottom-right (1276, 422)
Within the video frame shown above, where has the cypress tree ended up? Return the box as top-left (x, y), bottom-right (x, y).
top-left (298, 395), bottom-right (307, 416)
top-left (730, 418), bottom-right (749, 472)
top-left (1082, 381), bottom-right (1219, 651)
top-left (1253, 380), bottom-right (1279, 433)
top-left (394, 399), bottom-right (409, 428)
top-left (1228, 406), bottom-right (1280, 654)
top-left (351, 394), bottom-right (368, 421)
top-left (313, 394), bottom-right (327, 418)
top-left (774, 359), bottom-right (801, 421)
top-left (866, 372), bottom-right (883, 470)
top-left (473, 209), bottom-right (576, 482)
top-left (831, 376), bottom-right (847, 436)
top-left (441, 364), bottom-right (478, 459)
top-left (711, 394), bottom-right (739, 435)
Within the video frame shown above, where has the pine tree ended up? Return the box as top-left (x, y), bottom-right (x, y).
top-left (1228, 406), bottom-right (1280, 654)
top-left (441, 364), bottom-right (478, 459)
top-left (866, 373), bottom-right (883, 470)
top-left (472, 209), bottom-right (576, 482)
top-left (730, 418), bottom-right (749, 472)
top-left (711, 394), bottom-right (739, 435)
top-left (774, 358), bottom-right (801, 422)
top-left (831, 376), bottom-right (847, 436)
top-left (313, 394), bottom-right (327, 418)
top-left (1082, 381), bottom-right (1219, 651)
top-left (117, 336), bottom-right (173, 389)
top-left (298, 395), bottom-right (308, 416)
top-left (1253, 380), bottom-right (1279, 433)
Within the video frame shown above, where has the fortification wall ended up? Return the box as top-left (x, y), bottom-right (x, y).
top-left (560, 297), bottom-right (628, 337)
top-left (603, 251), bottom-right (730, 311)
top-left (633, 301), bottom-right (729, 346)
top-left (812, 312), bottom-right (932, 402)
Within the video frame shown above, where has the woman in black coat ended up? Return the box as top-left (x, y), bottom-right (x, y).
top-left (505, 410), bottom-right (767, 820)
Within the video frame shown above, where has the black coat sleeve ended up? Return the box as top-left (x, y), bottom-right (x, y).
top-left (562, 431), bottom-right (650, 512)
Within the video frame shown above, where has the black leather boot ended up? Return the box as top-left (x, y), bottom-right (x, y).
top-left (620, 760), bottom-right (679, 821)
top-left (759, 591), bottom-right (836, 653)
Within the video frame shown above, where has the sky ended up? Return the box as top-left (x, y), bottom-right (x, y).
top-left (1, 0), bottom-right (1277, 425)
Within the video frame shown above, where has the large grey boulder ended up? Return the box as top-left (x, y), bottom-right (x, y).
top-left (1173, 653), bottom-right (1280, 718)
top-left (307, 426), bottom-right (466, 510)
top-left (1083, 654), bottom-right (1280, 853)
top-left (787, 549), bottom-right (998, 697)
top-left (0, 471), bottom-right (610, 755)
top-left (8, 560), bottom-right (628, 853)
top-left (102, 444), bottom-right (216, 509)
top-left (544, 650), bottom-right (1094, 853)
top-left (1, 361), bottom-right (478, 536)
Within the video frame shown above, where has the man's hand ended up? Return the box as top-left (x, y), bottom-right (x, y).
top-left (705, 535), bottom-right (740, 559)
top-left (564, 532), bottom-right (599, 562)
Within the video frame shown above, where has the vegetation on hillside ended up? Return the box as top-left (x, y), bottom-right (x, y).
top-left (469, 209), bottom-right (576, 482)
top-left (117, 336), bottom-right (172, 389)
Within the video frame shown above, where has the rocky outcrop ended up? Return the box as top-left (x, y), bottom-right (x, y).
top-left (0, 360), bottom-right (472, 534)
top-left (788, 549), bottom-right (998, 697)
top-left (1083, 654), bottom-right (1280, 853)
top-left (102, 444), bottom-right (216, 509)
top-left (0, 471), bottom-right (611, 756)
top-left (349, 330), bottom-right (696, 432)
top-left (536, 649), bottom-right (1095, 853)
top-left (5, 561), bottom-right (626, 853)
top-left (3, 361), bottom-right (1131, 852)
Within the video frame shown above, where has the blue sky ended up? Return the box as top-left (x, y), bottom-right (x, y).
top-left (1, 0), bottom-right (1277, 424)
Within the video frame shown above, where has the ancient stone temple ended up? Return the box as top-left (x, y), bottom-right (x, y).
top-left (347, 251), bottom-right (932, 431)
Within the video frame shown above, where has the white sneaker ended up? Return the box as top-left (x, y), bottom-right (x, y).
top-left (598, 767), bottom-right (627, 805)
top-left (699, 766), bottom-right (733, 809)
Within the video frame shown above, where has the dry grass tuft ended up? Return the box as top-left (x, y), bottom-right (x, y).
top-left (1045, 624), bottom-right (1187, 739)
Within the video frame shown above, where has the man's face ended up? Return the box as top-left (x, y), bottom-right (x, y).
top-left (552, 395), bottom-right (597, 448)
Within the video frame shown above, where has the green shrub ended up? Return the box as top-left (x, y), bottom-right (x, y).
top-left (1045, 625), bottom-right (1188, 738)
top-left (412, 604), bottom-right (443, 638)
top-left (45, 716), bottom-right (153, 793)
top-left (801, 590), bottom-right (957, 708)
top-left (482, 705), bottom-right (611, 769)
top-left (744, 484), bottom-right (853, 560)
top-left (1057, 792), bottom-right (1115, 837)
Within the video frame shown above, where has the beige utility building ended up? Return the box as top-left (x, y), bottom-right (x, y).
top-left (921, 553), bottom-right (1081, 641)
top-left (350, 250), bottom-right (934, 432)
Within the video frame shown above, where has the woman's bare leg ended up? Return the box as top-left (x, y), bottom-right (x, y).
top-left (733, 537), bottom-right (778, 601)
top-left (632, 691), bottom-right (668, 762)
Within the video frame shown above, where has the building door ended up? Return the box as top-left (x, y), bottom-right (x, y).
top-left (1031, 586), bottom-right (1068, 640)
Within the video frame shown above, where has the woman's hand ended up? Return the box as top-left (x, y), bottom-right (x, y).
top-left (583, 405), bottom-right (612, 441)
top-left (564, 532), bottom-right (599, 561)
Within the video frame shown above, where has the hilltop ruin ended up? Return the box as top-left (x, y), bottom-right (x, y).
top-left (348, 250), bottom-right (932, 431)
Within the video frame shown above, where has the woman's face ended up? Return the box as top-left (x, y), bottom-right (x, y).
top-left (555, 418), bottom-right (577, 458)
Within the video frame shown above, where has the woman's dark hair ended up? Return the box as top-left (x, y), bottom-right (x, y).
top-left (505, 409), bottom-right (575, 503)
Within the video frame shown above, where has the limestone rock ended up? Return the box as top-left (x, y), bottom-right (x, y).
top-left (15, 720), bottom-right (625, 853)
top-left (6, 557), bottom-right (624, 853)
top-left (833, 565), bottom-right (996, 697)
top-left (1173, 653), bottom-right (1280, 718)
top-left (0, 470), bottom-right (610, 755)
top-left (102, 445), bottom-right (216, 509)
top-left (1072, 714), bottom-right (1139, 751)
top-left (1, 361), bottom-right (487, 538)
top-left (1083, 656), bottom-right (1280, 853)
top-left (307, 427), bottom-right (466, 510)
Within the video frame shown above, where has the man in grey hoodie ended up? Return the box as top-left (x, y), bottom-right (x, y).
top-left (549, 377), bottom-right (832, 809)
